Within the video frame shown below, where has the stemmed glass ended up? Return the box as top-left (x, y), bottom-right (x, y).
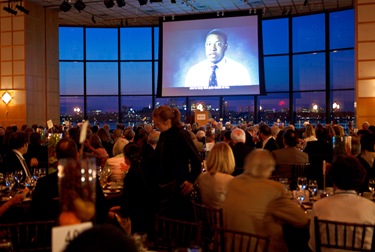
top-left (39, 168), bottom-right (46, 178)
top-left (14, 170), bottom-right (24, 184)
top-left (297, 177), bottom-right (308, 191)
top-left (308, 180), bottom-right (318, 200)
top-left (5, 173), bottom-right (16, 192)
top-left (33, 169), bottom-right (40, 181)
top-left (368, 178), bottom-right (375, 200)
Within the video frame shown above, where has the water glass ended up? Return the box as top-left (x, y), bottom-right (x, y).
top-left (297, 176), bottom-right (307, 190)
top-left (308, 180), bottom-right (318, 199)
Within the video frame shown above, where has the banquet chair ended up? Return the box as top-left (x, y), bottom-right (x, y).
top-left (314, 216), bottom-right (375, 252)
top-left (154, 216), bottom-right (201, 252)
top-left (215, 228), bottom-right (270, 252)
top-left (0, 220), bottom-right (56, 252)
top-left (192, 201), bottom-right (223, 251)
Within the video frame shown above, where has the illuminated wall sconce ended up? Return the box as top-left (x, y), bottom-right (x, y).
top-left (2, 92), bottom-right (12, 105)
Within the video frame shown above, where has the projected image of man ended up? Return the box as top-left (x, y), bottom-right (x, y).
top-left (185, 29), bottom-right (252, 89)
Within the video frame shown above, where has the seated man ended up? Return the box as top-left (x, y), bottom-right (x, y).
top-left (30, 138), bottom-right (108, 223)
top-left (230, 128), bottom-right (254, 176)
top-left (223, 149), bottom-right (309, 251)
top-left (309, 155), bottom-right (375, 251)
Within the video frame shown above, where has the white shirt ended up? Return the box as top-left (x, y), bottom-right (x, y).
top-left (309, 189), bottom-right (375, 252)
top-left (185, 57), bottom-right (252, 89)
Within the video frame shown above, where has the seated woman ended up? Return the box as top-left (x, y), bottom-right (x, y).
top-left (309, 155), bottom-right (375, 251)
top-left (198, 142), bottom-right (234, 209)
top-left (85, 135), bottom-right (109, 167)
top-left (222, 149), bottom-right (309, 252)
top-left (103, 138), bottom-right (129, 182)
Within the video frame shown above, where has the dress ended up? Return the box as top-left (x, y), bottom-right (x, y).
top-left (309, 190), bottom-right (375, 251)
top-left (198, 171), bottom-right (233, 209)
top-left (185, 57), bottom-right (252, 89)
top-left (223, 175), bottom-right (308, 252)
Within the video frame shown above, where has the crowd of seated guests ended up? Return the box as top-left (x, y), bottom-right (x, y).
top-left (0, 115), bottom-right (374, 250)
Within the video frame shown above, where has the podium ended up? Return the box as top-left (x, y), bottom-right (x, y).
top-left (194, 111), bottom-right (211, 126)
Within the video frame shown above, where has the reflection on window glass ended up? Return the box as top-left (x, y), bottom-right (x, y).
top-left (263, 18), bottom-right (289, 55)
top-left (293, 14), bottom-right (325, 53)
top-left (121, 62), bottom-right (152, 95)
top-left (121, 96), bottom-right (153, 126)
top-left (264, 56), bottom-right (289, 92)
top-left (86, 62), bottom-right (118, 95)
top-left (330, 50), bottom-right (354, 89)
top-left (330, 10), bottom-right (354, 49)
top-left (60, 62), bottom-right (84, 95)
top-left (120, 28), bottom-right (152, 60)
top-left (293, 53), bottom-right (325, 91)
top-left (330, 90), bottom-right (355, 131)
top-left (87, 96), bottom-right (119, 127)
top-left (60, 96), bottom-right (84, 123)
top-left (259, 93), bottom-right (289, 126)
top-left (294, 91), bottom-right (326, 127)
top-left (154, 27), bottom-right (159, 60)
top-left (86, 28), bottom-right (118, 60)
top-left (59, 27), bottom-right (84, 60)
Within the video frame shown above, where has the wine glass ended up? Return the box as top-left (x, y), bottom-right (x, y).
top-left (368, 178), bottom-right (375, 200)
top-left (33, 169), bottom-right (40, 181)
top-left (297, 176), bottom-right (307, 191)
top-left (25, 177), bottom-right (37, 192)
top-left (5, 173), bottom-right (16, 191)
top-left (14, 170), bottom-right (24, 184)
top-left (308, 180), bottom-right (318, 200)
top-left (39, 168), bottom-right (46, 178)
top-left (296, 190), bottom-right (305, 204)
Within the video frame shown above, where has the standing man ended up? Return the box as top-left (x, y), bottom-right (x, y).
top-left (185, 29), bottom-right (252, 89)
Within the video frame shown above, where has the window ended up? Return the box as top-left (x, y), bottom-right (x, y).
top-left (59, 27), bottom-right (83, 60)
top-left (263, 18), bottom-right (289, 55)
top-left (264, 56), bottom-right (289, 92)
top-left (60, 62), bottom-right (84, 95)
top-left (86, 62), bottom-right (118, 95)
top-left (86, 28), bottom-right (118, 60)
top-left (120, 28), bottom-right (152, 60)
top-left (293, 53), bottom-right (326, 91)
top-left (293, 14), bottom-right (325, 53)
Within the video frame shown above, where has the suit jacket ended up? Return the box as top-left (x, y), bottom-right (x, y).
top-left (263, 137), bottom-right (279, 152)
top-left (223, 175), bottom-right (308, 252)
top-left (272, 147), bottom-right (309, 166)
top-left (231, 142), bottom-right (254, 176)
top-left (2, 150), bottom-right (31, 181)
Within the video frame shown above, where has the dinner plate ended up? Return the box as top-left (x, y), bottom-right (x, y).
top-left (107, 185), bottom-right (123, 190)
top-left (103, 189), bottom-right (121, 194)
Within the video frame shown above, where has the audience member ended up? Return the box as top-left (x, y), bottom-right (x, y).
top-left (309, 155), bottom-right (375, 251)
top-left (104, 138), bottom-right (129, 182)
top-left (357, 132), bottom-right (375, 193)
top-left (223, 149), bottom-right (308, 251)
top-left (198, 142), bottom-right (234, 208)
top-left (258, 124), bottom-right (279, 151)
top-left (230, 128), bottom-right (254, 176)
top-left (152, 106), bottom-right (201, 221)
top-left (97, 128), bottom-right (114, 158)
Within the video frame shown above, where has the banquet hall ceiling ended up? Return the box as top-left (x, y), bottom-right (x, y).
top-left (27, 0), bottom-right (354, 27)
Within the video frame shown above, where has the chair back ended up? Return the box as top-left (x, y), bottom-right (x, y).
top-left (314, 216), bottom-right (375, 252)
top-left (192, 201), bottom-right (223, 251)
top-left (216, 228), bottom-right (269, 252)
top-left (154, 216), bottom-right (201, 252)
top-left (0, 220), bottom-right (56, 251)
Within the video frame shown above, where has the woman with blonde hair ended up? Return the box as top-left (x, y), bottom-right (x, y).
top-left (198, 142), bottom-right (235, 209)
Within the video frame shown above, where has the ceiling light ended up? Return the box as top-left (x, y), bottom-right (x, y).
top-left (3, 2), bottom-right (17, 15)
top-left (104, 0), bottom-right (114, 8)
top-left (117, 0), bottom-right (125, 7)
top-left (138, 0), bottom-right (147, 5)
top-left (171, 0), bottom-right (176, 3)
top-left (74, 0), bottom-right (86, 12)
top-left (2, 92), bottom-right (12, 105)
top-left (60, 0), bottom-right (71, 12)
top-left (15, 3), bottom-right (29, 15)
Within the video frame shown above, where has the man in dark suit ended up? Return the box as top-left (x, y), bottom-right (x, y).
top-left (231, 128), bottom-right (254, 176)
top-left (30, 137), bottom-right (108, 223)
top-left (259, 124), bottom-right (279, 152)
top-left (2, 131), bottom-right (32, 181)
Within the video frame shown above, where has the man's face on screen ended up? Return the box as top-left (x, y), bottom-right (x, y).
top-left (205, 34), bottom-right (227, 64)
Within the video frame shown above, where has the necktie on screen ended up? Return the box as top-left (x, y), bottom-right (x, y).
top-left (209, 65), bottom-right (218, 87)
